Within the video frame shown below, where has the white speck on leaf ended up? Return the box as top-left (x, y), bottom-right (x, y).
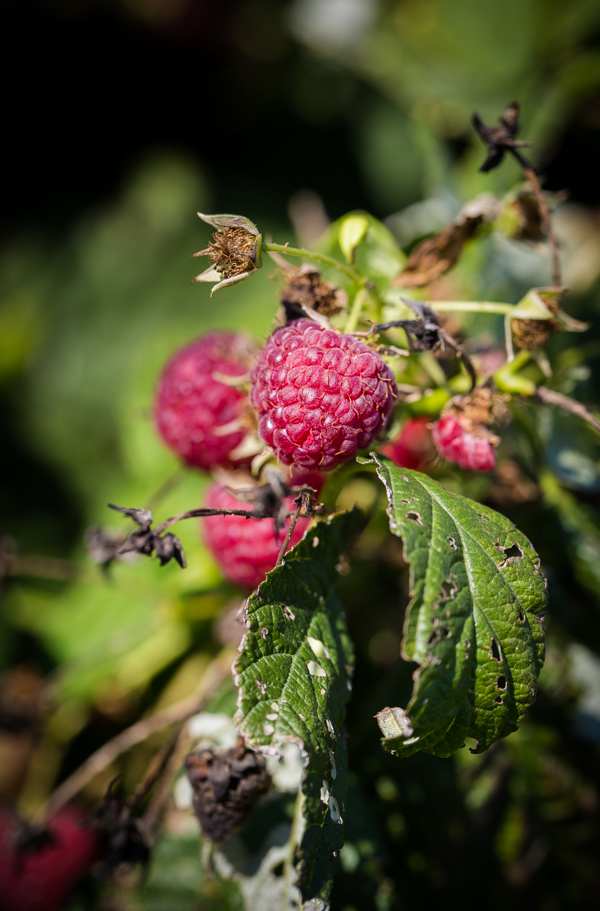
top-left (329, 796), bottom-right (343, 824)
top-left (307, 637), bottom-right (330, 660)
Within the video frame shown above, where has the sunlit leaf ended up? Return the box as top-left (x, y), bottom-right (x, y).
top-left (234, 509), bottom-right (363, 906)
top-left (369, 454), bottom-right (547, 758)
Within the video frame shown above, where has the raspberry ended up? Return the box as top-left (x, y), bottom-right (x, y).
top-left (201, 483), bottom-right (310, 590)
top-left (380, 417), bottom-right (434, 471)
top-left (432, 415), bottom-right (496, 471)
top-left (0, 806), bottom-right (101, 911)
top-left (249, 319), bottom-right (396, 471)
top-left (154, 332), bottom-right (253, 471)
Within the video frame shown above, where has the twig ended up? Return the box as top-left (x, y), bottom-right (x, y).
top-left (153, 506), bottom-right (278, 536)
top-left (471, 103), bottom-right (561, 288)
top-left (129, 726), bottom-right (182, 813)
top-left (522, 167), bottom-right (561, 288)
top-left (275, 496), bottom-right (305, 568)
top-left (1, 553), bottom-right (83, 583)
top-left (146, 468), bottom-right (185, 511)
top-left (534, 387), bottom-right (600, 435)
top-left (43, 648), bottom-right (234, 821)
top-left (142, 725), bottom-right (193, 839)
top-left (440, 330), bottom-right (477, 390)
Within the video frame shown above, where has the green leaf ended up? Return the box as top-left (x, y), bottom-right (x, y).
top-left (320, 212), bottom-right (405, 285)
top-left (338, 215), bottom-right (369, 263)
top-left (234, 510), bottom-right (363, 907)
top-left (369, 455), bottom-right (546, 758)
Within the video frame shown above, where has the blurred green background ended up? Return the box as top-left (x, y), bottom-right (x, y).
top-left (2, 1), bottom-right (600, 909)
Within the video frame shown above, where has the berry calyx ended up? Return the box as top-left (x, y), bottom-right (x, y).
top-left (154, 332), bottom-right (255, 472)
top-left (201, 483), bottom-right (310, 590)
top-left (0, 806), bottom-right (101, 911)
top-left (432, 415), bottom-right (497, 471)
top-left (249, 318), bottom-right (397, 471)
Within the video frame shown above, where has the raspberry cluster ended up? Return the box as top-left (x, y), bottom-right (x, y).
top-left (249, 318), bottom-right (397, 471)
top-left (154, 332), bottom-right (252, 471)
top-left (201, 483), bottom-right (310, 590)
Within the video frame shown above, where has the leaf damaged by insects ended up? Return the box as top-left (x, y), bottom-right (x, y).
top-left (233, 509), bottom-right (363, 907)
top-left (369, 454), bottom-right (547, 758)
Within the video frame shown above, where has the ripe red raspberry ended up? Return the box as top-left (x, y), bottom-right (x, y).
top-left (432, 415), bottom-right (496, 471)
top-left (0, 806), bottom-right (101, 911)
top-left (249, 319), bottom-right (396, 471)
top-left (201, 483), bottom-right (310, 590)
top-left (380, 417), bottom-right (435, 471)
top-left (154, 332), bottom-right (253, 471)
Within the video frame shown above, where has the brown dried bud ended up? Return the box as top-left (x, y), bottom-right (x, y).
top-left (511, 317), bottom-right (558, 351)
top-left (185, 737), bottom-right (271, 842)
top-left (395, 195), bottom-right (499, 288)
top-left (280, 265), bottom-right (346, 320)
top-left (511, 290), bottom-right (560, 352)
top-left (444, 386), bottom-right (507, 443)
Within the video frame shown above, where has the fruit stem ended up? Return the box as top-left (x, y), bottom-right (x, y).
top-left (344, 286), bottom-right (371, 333)
top-left (263, 241), bottom-right (364, 284)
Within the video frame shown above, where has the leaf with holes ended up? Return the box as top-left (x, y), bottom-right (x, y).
top-left (234, 509), bottom-right (363, 907)
top-left (369, 454), bottom-right (546, 758)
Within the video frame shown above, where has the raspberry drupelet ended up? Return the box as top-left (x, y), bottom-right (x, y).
top-left (249, 319), bottom-right (397, 471)
top-left (154, 332), bottom-right (253, 472)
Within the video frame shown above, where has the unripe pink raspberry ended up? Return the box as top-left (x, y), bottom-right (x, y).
top-left (432, 415), bottom-right (496, 471)
top-left (201, 483), bottom-right (310, 590)
top-left (0, 806), bottom-right (101, 911)
top-left (380, 417), bottom-right (435, 471)
top-left (154, 332), bottom-right (254, 471)
top-left (249, 319), bottom-right (397, 471)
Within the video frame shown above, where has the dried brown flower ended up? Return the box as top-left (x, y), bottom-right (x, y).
top-left (192, 214), bottom-right (262, 296)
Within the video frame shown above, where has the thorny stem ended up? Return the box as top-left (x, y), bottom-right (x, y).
top-left (534, 386), bottom-right (600, 435)
top-left (263, 241), bottom-right (364, 285)
top-left (43, 648), bottom-right (234, 822)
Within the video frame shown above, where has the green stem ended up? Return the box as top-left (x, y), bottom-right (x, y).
top-left (345, 287), bottom-right (370, 333)
top-left (425, 301), bottom-right (515, 316)
top-left (281, 787), bottom-right (305, 911)
top-left (264, 241), bottom-right (364, 284)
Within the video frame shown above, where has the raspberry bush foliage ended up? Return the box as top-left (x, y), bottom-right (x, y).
top-left (4, 100), bottom-right (600, 911)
